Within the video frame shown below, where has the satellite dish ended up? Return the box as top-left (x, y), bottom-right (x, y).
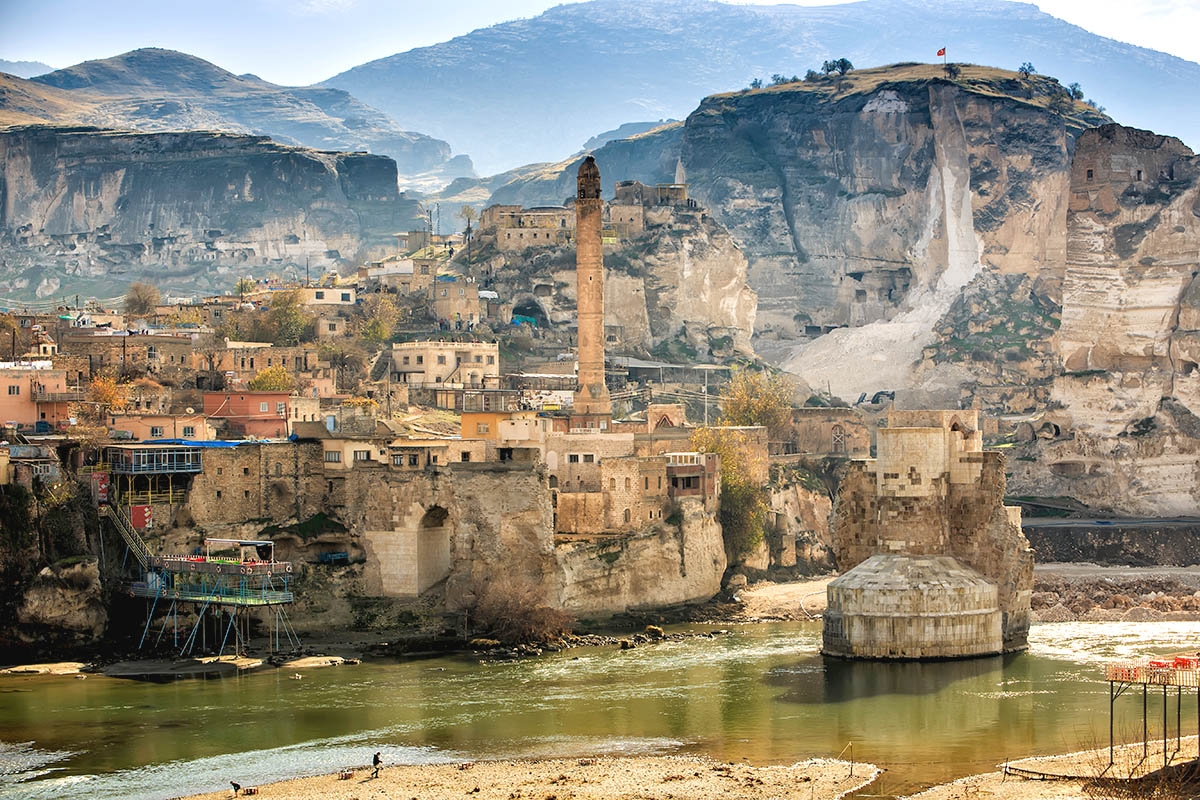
top-left (185, 407), bottom-right (195, 414)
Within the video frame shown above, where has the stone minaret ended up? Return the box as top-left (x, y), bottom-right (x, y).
top-left (573, 156), bottom-right (612, 420)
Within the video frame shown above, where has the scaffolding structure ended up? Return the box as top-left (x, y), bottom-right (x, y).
top-left (1104, 657), bottom-right (1200, 772)
top-left (103, 505), bottom-right (301, 657)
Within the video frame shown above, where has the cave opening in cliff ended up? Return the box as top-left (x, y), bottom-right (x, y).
top-left (512, 299), bottom-right (549, 329)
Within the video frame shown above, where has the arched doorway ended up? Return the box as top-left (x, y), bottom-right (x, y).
top-left (417, 506), bottom-right (451, 593)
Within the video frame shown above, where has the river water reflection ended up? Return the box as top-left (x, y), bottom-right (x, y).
top-left (3, 620), bottom-right (1199, 800)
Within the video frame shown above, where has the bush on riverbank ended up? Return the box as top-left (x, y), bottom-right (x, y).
top-left (469, 582), bottom-right (574, 645)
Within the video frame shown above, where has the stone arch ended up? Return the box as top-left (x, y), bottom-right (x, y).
top-left (417, 506), bottom-right (451, 594)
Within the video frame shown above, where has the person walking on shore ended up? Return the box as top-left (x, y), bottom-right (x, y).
top-left (371, 751), bottom-right (382, 779)
top-left (230, 780), bottom-right (241, 797)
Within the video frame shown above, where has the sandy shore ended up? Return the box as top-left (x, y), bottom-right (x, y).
top-left (180, 755), bottom-right (880, 800)
top-left (903, 735), bottom-right (1200, 799)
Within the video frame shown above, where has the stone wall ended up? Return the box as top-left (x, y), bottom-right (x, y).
top-left (553, 497), bottom-right (725, 616)
top-left (831, 411), bottom-right (1032, 652)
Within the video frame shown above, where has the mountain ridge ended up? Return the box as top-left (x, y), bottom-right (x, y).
top-left (322, 0), bottom-right (1200, 174)
top-left (8, 48), bottom-right (472, 186)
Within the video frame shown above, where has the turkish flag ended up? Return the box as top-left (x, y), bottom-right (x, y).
top-left (937, 47), bottom-right (946, 56)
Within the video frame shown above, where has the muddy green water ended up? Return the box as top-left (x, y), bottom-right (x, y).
top-left (2, 620), bottom-right (1199, 800)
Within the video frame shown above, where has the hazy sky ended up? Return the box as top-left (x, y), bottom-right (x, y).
top-left (1, 0), bottom-right (1197, 86)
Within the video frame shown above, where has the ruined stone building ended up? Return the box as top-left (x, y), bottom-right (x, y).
top-left (386, 340), bottom-right (500, 388)
top-left (824, 410), bottom-right (1033, 659)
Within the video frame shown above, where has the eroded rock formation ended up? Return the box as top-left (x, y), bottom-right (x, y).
top-left (0, 125), bottom-right (425, 299)
top-left (1008, 124), bottom-right (1200, 515)
top-left (485, 206), bottom-right (756, 360)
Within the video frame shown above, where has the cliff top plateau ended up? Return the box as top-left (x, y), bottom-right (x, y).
top-left (322, 0), bottom-right (1200, 174)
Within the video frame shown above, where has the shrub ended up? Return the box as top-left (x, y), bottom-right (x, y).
top-left (470, 581), bottom-right (574, 645)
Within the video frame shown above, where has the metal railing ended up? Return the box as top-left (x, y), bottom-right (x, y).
top-left (100, 505), bottom-right (152, 571)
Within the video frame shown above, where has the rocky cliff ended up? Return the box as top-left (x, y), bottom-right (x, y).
top-left (0, 125), bottom-right (425, 300)
top-left (679, 66), bottom-right (1104, 400)
top-left (322, 0), bottom-right (1200, 174)
top-left (9, 49), bottom-right (470, 185)
top-left (1007, 124), bottom-right (1200, 515)
top-left (481, 204), bottom-right (756, 360)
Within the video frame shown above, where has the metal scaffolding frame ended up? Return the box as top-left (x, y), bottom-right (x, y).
top-left (1105, 659), bottom-right (1199, 772)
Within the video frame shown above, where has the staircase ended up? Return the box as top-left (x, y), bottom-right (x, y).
top-left (100, 505), bottom-right (152, 571)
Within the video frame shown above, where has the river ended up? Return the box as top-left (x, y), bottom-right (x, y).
top-left (2, 620), bottom-right (1198, 800)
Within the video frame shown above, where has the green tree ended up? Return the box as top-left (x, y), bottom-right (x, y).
top-left (360, 294), bottom-right (400, 343)
top-left (124, 282), bottom-right (160, 316)
top-left (1018, 61), bottom-right (1036, 79)
top-left (1068, 82), bottom-right (1084, 100)
top-left (235, 277), bottom-right (257, 301)
top-left (263, 289), bottom-right (313, 346)
top-left (690, 426), bottom-right (771, 562)
top-left (748, 77), bottom-right (764, 89)
top-left (719, 368), bottom-right (796, 444)
top-left (247, 365), bottom-right (294, 392)
top-left (944, 62), bottom-right (961, 79)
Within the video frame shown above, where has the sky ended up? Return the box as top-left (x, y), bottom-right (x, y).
top-left (1, 0), bottom-right (1198, 86)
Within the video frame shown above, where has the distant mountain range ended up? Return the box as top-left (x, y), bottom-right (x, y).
top-left (0, 59), bottom-right (54, 78)
top-left (0, 49), bottom-right (472, 188)
top-left (323, 0), bottom-right (1200, 174)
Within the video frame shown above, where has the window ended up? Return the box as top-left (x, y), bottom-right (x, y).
top-left (217, 467), bottom-right (223, 476)
top-left (461, 451), bottom-right (470, 462)
top-left (832, 424), bottom-right (847, 454)
top-left (474, 355), bottom-right (482, 363)
top-left (315, 290), bottom-right (325, 299)
top-left (568, 454), bottom-right (580, 463)
top-left (437, 355), bottom-right (446, 365)
top-left (7, 385), bottom-right (18, 396)
top-left (583, 454), bottom-right (594, 463)
top-left (150, 426), bottom-right (164, 438)
top-left (216, 490), bottom-right (222, 499)
top-left (353, 450), bottom-right (371, 461)
top-left (243, 490), bottom-right (250, 498)
top-left (487, 355), bottom-right (495, 365)
top-left (1086, 169), bottom-right (1094, 182)
top-left (658, 476), bottom-right (662, 490)
top-left (328, 323), bottom-right (337, 332)
top-left (416, 355), bottom-right (423, 365)
top-left (324, 451), bottom-right (342, 463)
top-left (243, 467), bottom-right (250, 475)
top-left (609, 478), bottom-right (616, 490)
top-left (476, 423), bottom-right (490, 434)
top-left (275, 462), bottom-right (282, 476)
top-left (409, 453), bottom-right (419, 466)
top-left (392, 454), bottom-right (405, 466)
top-left (623, 508), bottom-right (631, 524)
top-left (276, 402), bottom-right (286, 415)
top-left (1137, 169), bottom-right (1143, 181)
top-left (430, 454), bottom-right (439, 464)
top-left (341, 292), bottom-right (351, 302)
top-left (644, 477), bottom-right (649, 490)
top-left (260, 402), bottom-right (269, 412)
top-left (402, 356), bottom-right (410, 365)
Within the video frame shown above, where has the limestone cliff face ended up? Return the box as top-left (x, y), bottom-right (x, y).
top-left (16, 560), bottom-right (107, 649)
top-left (1008, 125), bottom-right (1200, 515)
top-left (0, 125), bottom-right (425, 299)
top-left (677, 66), bottom-right (1103, 399)
top-left (553, 497), bottom-right (726, 615)
top-left (490, 210), bottom-right (756, 359)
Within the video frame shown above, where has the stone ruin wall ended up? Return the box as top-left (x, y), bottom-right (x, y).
top-left (832, 417), bottom-right (1032, 650)
top-left (169, 443), bottom-right (723, 622)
